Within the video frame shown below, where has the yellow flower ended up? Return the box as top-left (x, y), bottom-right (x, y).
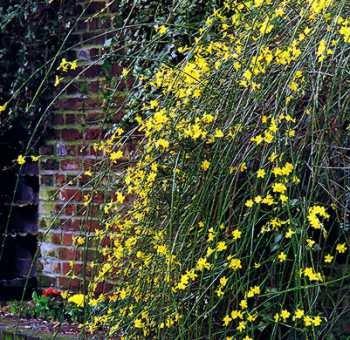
top-left (262, 194), bottom-right (274, 205)
top-left (240, 162), bottom-right (247, 172)
top-left (306, 238), bottom-right (315, 248)
top-left (214, 129), bottom-right (224, 138)
top-left (70, 60), bottom-right (78, 70)
top-left (134, 319), bottom-right (144, 328)
top-left (219, 276), bottom-right (228, 287)
top-left (57, 58), bottom-right (70, 72)
top-left (116, 192), bottom-right (125, 204)
top-left (254, 195), bottom-right (263, 204)
top-left (285, 228), bottom-right (295, 238)
top-left (156, 138), bottom-right (170, 150)
top-left (227, 257), bottom-right (242, 271)
top-left (17, 155), bottom-right (26, 165)
top-left (201, 113), bottom-right (214, 124)
top-left (245, 199), bottom-right (254, 208)
top-left (73, 236), bottom-right (85, 246)
top-left (277, 252), bottom-right (287, 262)
top-left (68, 293), bottom-right (85, 307)
top-left (0, 102), bottom-right (7, 112)
top-left (247, 285), bottom-right (260, 298)
top-left (240, 299), bottom-right (248, 310)
top-left (231, 229), bottom-right (242, 240)
top-left (303, 315), bottom-right (313, 327)
top-left (237, 321), bottom-right (246, 332)
top-left (121, 68), bottom-right (130, 77)
top-left (336, 243), bottom-right (347, 254)
top-left (54, 74), bottom-right (63, 87)
top-left (312, 316), bottom-right (322, 326)
top-left (231, 309), bottom-right (243, 320)
top-left (257, 168), bottom-right (266, 178)
top-left (223, 315), bottom-right (232, 326)
top-left (307, 205), bottom-right (329, 229)
top-left (294, 308), bottom-right (304, 320)
top-left (156, 24), bottom-right (168, 35)
top-left (302, 267), bottom-right (323, 282)
top-left (272, 182), bottom-right (287, 194)
top-left (196, 257), bottom-right (211, 271)
top-left (216, 241), bottom-right (227, 252)
top-left (201, 160), bottom-right (211, 171)
top-left (324, 253), bottom-right (333, 263)
top-left (110, 150), bottom-right (123, 162)
top-left (280, 309), bottom-right (290, 321)
top-left (31, 155), bottom-right (40, 162)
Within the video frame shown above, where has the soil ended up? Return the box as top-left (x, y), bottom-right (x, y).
top-left (0, 309), bottom-right (110, 339)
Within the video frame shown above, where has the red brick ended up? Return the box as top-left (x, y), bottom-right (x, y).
top-left (53, 114), bottom-right (64, 125)
top-left (51, 232), bottom-right (74, 246)
top-left (63, 145), bottom-right (78, 157)
top-left (40, 158), bottom-right (59, 171)
top-left (85, 127), bottom-right (102, 140)
top-left (82, 64), bottom-right (102, 78)
top-left (62, 262), bottom-right (83, 275)
top-left (61, 218), bottom-right (82, 231)
top-left (65, 113), bottom-right (81, 125)
top-left (39, 145), bottom-right (54, 156)
top-left (88, 48), bottom-right (100, 60)
top-left (64, 204), bottom-right (76, 215)
top-left (55, 97), bottom-right (101, 111)
top-left (50, 232), bottom-right (62, 245)
top-left (55, 175), bottom-right (66, 186)
top-left (54, 98), bottom-right (82, 110)
top-left (58, 247), bottom-right (81, 261)
top-left (95, 281), bottom-right (113, 294)
top-left (87, 80), bottom-right (101, 92)
top-left (61, 159), bottom-right (82, 171)
top-left (63, 232), bottom-right (74, 246)
top-left (59, 189), bottom-right (82, 201)
top-left (92, 191), bottom-right (104, 203)
top-left (85, 220), bottom-right (100, 232)
top-left (111, 64), bottom-right (122, 76)
top-left (61, 129), bottom-right (82, 141)
top-left (57, 277), bottom-right (82, 290)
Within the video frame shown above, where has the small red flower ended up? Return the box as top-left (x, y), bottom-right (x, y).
top-left (42, 287), bottom-right (61, 297)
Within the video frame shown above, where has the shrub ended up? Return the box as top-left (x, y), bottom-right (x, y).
top-left (84, 0), bottom-right (350, 338)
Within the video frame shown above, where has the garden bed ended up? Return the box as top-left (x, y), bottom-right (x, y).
top-left (0, 309), bottom-right (81, 339)
top-left (0, 309), bottom-right (115, 339)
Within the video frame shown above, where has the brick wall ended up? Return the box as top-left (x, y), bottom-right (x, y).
top-left (38, 1), bottom-right (121, 290)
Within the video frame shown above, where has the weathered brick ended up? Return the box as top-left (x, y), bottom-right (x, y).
top-left (61, 128), bottom-right (82, 141)
top-left (53, 114), bottom-right (65, 125)
top-left (38, 5), bottom-right (125, 291)
top-left (65, 113), bottom-right (80, 124)
top-left (39, 145), bottom-right (54, 156)
top-left (58, 246), bottom-right (81, 261)
top-left (59, 189), bottom-right (82, 201)
top-left (57, 277), bottom-right (82, 290)
top-left (61, 218), bottom-right (82, 231)
top-left (85, 127), bottom-right (102, 140)
top-left (62, 262), bottom-right (83, 276)
top-left (61, 159), bottom-right (82, 171)
top-left (65, 204), bottom-right (76, 216)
